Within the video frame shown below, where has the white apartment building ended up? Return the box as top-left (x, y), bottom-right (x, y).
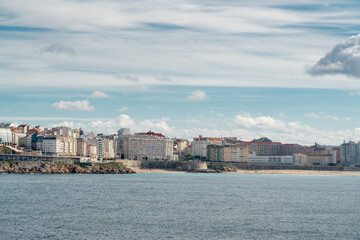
top-left (294, 153), bottom-right (307, 165)
top-left (122, 133), bottom-right (173, 161)
top-left (62, 137), bottom-right (77, 156)
top-left (192, 136), bottom-right (222, 157)
top-left (248, 155), bottom-right (294, 165)
top-left (41, 137), bottom-right (63, 155)
top-left (104, 138), bottom-right (115, 158)
top-left (40, 136), bottom-right (77, 156)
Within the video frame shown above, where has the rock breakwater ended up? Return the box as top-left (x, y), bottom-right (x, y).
top-left (0, 161), bottom-right (136, 174)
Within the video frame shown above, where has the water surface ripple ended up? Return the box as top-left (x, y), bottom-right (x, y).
top-left (0, 173), bottom-right (359, 239)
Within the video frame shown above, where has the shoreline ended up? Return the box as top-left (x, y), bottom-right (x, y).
top-left (134, 168), bottom-right (188, 174)
top-left (136, 168), bottom-right (360, 176)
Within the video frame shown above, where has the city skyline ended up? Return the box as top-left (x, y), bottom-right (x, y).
top-left (2, 1), bottom-right (360, 145)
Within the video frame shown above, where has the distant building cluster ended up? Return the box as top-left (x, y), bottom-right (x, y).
top-left (0, 122), bottom-right (358, 166)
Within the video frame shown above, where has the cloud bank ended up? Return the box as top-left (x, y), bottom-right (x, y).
top-left (52, 100), bottom-right (94, 111)
top-left (307, 34), bottom-right (360, 78)
top-left (45, 112), bottom-right (360, 145)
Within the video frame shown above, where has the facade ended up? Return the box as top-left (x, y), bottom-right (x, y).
top-left (306, 154), bottom-right (335, 166)
top-left (76, 138), bottom-right (87, 157)
top-left (174, 139), bottom-right (188, 152)
top-left (294, 153), bottom-right (307, 165)
top-left (86, 144), bottom-right (97, 157)
top-left (239, 142), bottom-right (282, 156)
top-left (104, 138), bottom-right (115, 158)
top-left (248, 155), bottom-right (294, 165)
top-left (18, 136), bottom-right (32, 150)
top-left (223, 145), bottom-right (248, 163)
top-left (207, 145), bottom-right (223, 162)
top-left (122, 132), bottom-right (173, 161)
top-left (281, 144), bottom-right (301, 155)
top-left (206, 144), bottom-right (249, 162)
top-left (340, 141), bottom-right (360, 166)
top-left (41, 137), bottom-right (63, 155)
top-left (0, 126), bottom-right (13, 145)
top-left (192, 136), bottom-right (222, 157)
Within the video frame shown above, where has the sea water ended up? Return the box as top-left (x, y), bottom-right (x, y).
top-left (0, 173), bottom-right (360, 240)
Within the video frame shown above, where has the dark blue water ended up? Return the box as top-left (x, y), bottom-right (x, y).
top-left (1, 173), bottom-right (360, 240)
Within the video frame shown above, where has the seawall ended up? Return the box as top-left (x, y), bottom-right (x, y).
top-left (117, 160), bottom-right (207, 172)
top-left (0, 161), bottom-right (135, 174)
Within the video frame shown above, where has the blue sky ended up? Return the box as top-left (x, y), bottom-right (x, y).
top-left (1, 0), bottom-right (360, 145)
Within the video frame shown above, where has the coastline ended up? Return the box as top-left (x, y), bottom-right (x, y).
top-left (134, 168), bottom-right (188, 174)
top-left (136, 168), bottom-right (360, 176)
top-left (233, 169), bottom-right (360, 176)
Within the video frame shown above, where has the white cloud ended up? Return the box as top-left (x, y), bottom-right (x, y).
top-left (41, 112), bottom-right (360, 145)
top-left (52, 100), bottom-right (94, 111)
top-left (306, 34), bottom-right (360, 78)
top-left (1, 1), bottom-right (354, 90)
top-left (187, 90), bottom-right (208, 101)
top-left (231, 112), bottom-right (360, 145)
top-left (116, 107), bottom-right (128, 112)
top-left (304, 112), bottom-right (339, 121)
top-left (90, 91), bottom-right (109, 98)
top-left (234, 113), bottom-right (288, 132)
top-left (50, 114), bottom-right (173, 136)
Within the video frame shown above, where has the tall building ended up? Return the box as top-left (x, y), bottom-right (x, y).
top-left (86, 144), bottom-right (97, 157)
top-left (207, 144), bottom-right (249, 162)
top-left (207, 145), bottom-right (224, 162)
top-left (118, 128), bottom-right (130, 136)
top-left (238, 141), bottom-right (282, 156)
top-left (121, 131), bottom-right (173, 161)
top-left (103, 138), bottom-right (115, 158)
top-left (192, 136), bottom-right (222, 157)
top-left (223, 145), bottom-right (248, 163)
top-left (0, 123), bottom-right (13, 145)
top-left (340, 141), bottom-right (360, 166)
top-left (76, 138), bottom-right (87, 157)
top-left (61, 137), bottom-right (77, 156)
top-left (41, 137), bottom-right (63, 155)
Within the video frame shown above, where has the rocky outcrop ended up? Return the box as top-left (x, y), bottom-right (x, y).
top-left (207, 164), bottom-right (237, 173)
top-left (0, 161), bottom-right (136, 174)
top-left (139, 160), bottom-right (207, 171)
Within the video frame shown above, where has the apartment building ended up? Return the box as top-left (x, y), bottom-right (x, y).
top-left (192, 135), bottom-right (222, 157)
top-left (121, 131), bottom-right (173, 161)
top-left (248, 155), bottom-right (294, 165)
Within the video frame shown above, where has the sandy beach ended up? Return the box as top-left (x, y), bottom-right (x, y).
top-left (233, 169), bottom-right (360, 176)
top-left (135, 168), bottom-right (360, 176)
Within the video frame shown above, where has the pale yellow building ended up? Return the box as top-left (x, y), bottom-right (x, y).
top-left (223, 145), bottom-right (248, 163)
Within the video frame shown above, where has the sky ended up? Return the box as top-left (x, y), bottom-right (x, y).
top-left (2, 0), bottom-right (360, 145)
